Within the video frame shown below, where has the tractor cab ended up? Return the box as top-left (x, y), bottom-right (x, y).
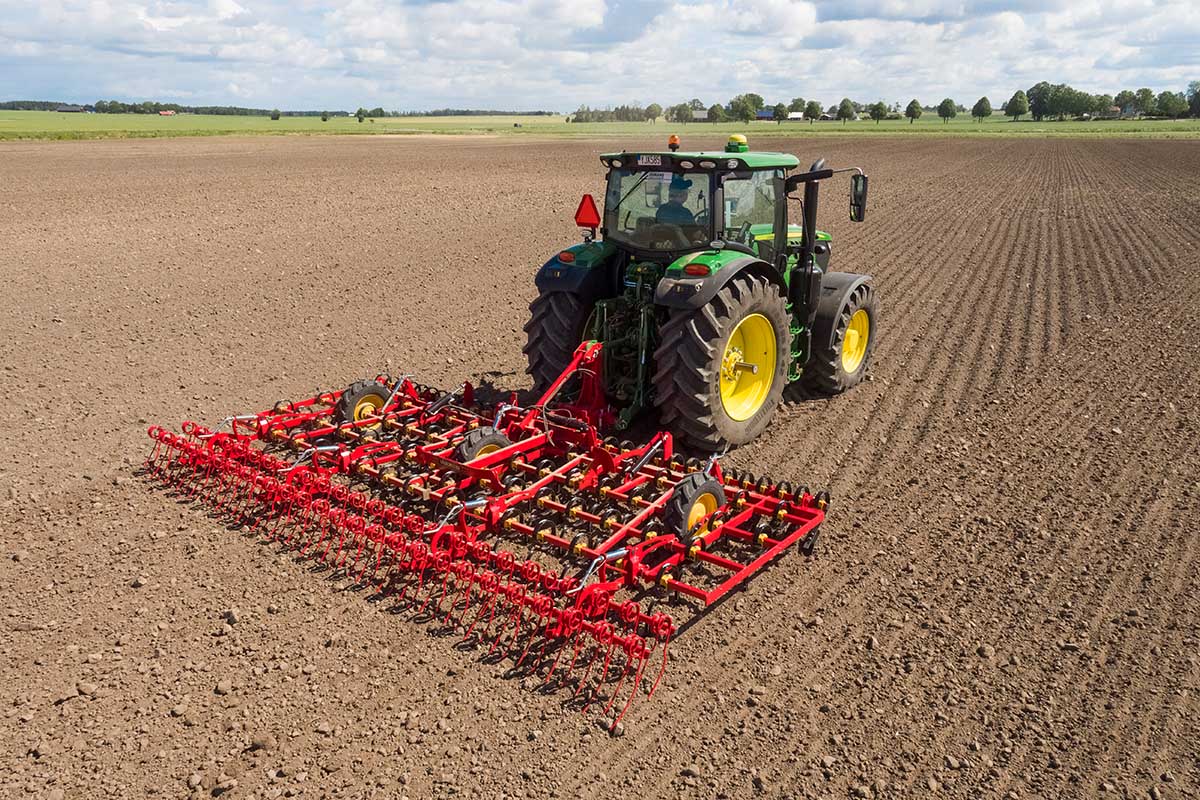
top-left (598, 135), bottom-right (800, 263)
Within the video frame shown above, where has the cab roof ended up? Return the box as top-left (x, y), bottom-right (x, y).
top-left (599, 150), bottom-right (801, 170)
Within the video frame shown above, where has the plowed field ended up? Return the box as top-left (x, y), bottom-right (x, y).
top-left (1, 135), bottom-right (1198, 799)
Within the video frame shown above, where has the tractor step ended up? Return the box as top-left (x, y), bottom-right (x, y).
top-left (141, 343), bottom-right (826, 727)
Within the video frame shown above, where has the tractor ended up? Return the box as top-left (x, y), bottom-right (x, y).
top-left (524, 134), bottom-right (876, 451)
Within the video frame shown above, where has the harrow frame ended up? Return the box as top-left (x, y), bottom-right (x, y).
top-left (144, 342), bottom-right (826, 726)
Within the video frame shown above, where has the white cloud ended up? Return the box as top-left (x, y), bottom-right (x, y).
top-left (0, 0), bottom-right (1195, 109)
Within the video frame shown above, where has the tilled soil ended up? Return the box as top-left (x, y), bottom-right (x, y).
top-left (1, 134), bottom-right (1198, 800)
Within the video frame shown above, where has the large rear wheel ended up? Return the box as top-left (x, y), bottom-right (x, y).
top-left (653, 273), bottom-right (790, 451)
top-left (804, 280), bottom-right (876, 394)
top-left (523, 291), bottom-right (594, 394)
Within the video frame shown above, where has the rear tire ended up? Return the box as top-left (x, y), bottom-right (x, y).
top-left (523, 291), bottom-right (593, 394)
top-left (804, 281), bottom-right (876, 394)
top-left (653, 273), bottom-right (790, 451)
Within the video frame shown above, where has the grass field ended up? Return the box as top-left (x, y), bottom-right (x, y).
top-left (2, 109), bottom-right (1199, 140)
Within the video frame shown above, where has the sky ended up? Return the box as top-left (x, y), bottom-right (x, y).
top-left (0, 0), bottom-right (1197, 111)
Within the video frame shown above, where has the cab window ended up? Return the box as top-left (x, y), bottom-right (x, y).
top-left (721, 170), bottom-right (779, 244)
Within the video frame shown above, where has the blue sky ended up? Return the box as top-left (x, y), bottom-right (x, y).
top-left (1, 0), bottom-right (1196, 110)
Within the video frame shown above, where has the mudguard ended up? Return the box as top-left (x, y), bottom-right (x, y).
top-left (810, 271), bottom-right (874, 351)
top-left (533, 241), bottom-right (619, 303)
top-left (654, 256), bottom-right (787, 310)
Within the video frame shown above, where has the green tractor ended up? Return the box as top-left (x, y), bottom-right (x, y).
top-left (524, 134), bottom-right (876, 451)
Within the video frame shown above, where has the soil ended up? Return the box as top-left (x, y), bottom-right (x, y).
top-left (1, 134), bottom-right (1198, 799)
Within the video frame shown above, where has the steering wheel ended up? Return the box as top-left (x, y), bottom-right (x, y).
top-left (693, 210), bottom-right (709, 227)
top-left (648, 223), bottom-right (691, 249)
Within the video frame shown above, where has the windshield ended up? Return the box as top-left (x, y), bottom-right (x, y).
top-left (603, 169), bottom-right (712, 252)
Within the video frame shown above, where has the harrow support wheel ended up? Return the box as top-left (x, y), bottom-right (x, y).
top-left (666, 472), bottom-right (726, 546)
top-left (523, 291), bottom-right (594, 394)
top-left (334, 379), bottom-right (392, 426)
top-left (653, 272), bottom-right (790, 451)
top-left (804, 278), bottom-right (876, 395)
top-left (455, 426), bottom-right (512, 462)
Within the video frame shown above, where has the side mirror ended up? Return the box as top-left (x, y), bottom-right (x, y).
top-left (850, 173), bottom-right (868, 222)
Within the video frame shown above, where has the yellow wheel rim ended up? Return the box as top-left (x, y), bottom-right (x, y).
top-left (686, 492), bottom-right (719, 534)
top-left (719, 313), bottom-right (776, 421)
top-left (840, 309), bottom-right (870, 374)
top-left (475, 443), bottom-right (502, 458)
top-left (353, 392), bottom-right (388, 423)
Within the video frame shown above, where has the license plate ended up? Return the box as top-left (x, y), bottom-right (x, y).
top-left (637, 155), bottom-right (662, 166)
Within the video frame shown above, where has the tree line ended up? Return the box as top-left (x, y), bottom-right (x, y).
top-left (571, 81), bottom-right (1200, 124)
top-left (0, 100), bottom-right (557, 118)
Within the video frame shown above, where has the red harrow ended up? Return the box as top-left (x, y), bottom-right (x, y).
top-left (143, 343), bottom-right (827, 727)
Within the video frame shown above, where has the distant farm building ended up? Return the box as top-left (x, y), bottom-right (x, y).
top-left (55, 104), bottom-right (84, 113)
top-left (690, 109), bottom-right (708, 121)
top-left (159, 110), bottom-right (177, 116)
top-left (755, 108), bottom-right (774, 121)
top-left (787, 111), bottom-right (804, 121)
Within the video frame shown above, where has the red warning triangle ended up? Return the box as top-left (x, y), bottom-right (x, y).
top-left (574, 194), bottom-right (601, 229)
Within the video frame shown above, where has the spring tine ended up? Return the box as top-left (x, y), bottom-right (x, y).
top-left (602, 649), bottom-right (634, 717)
top-left (611, 652), bottom-right (648, 728)
top-left (581, 640), bottom-right (616, 714)
top-left (441, 571), bottom-right (466, 626)
top-left (543, 629), bottom-right (578, 686)
top-left (648, 638), bottom-right (671, 699)
top-left (462, 585), bottom-right (498, 641)
top-left (573, 640), bottom-right (597, 698)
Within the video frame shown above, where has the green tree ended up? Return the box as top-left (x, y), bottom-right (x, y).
top-left (1005, 90), bottom-right (1028, 120)
top-left (905, 99), bottom-right (922, 124)
top-left (1157, 90), bottom-right (1188, 118)
top-left (1114, 90), bottom-right (1136, 113)
top-left (1092, 94), bottom-right (1114, 115)
top-left (320, 111), bottom-right (329, 122)
top-left (645, 103), bottom-right (662, 122)
top-left (869, 101), bottom-right (888, 123)
top-left (1134, 87), bottom-right (1156, 116)
top-left (804, 100), bottom-right (822, 123)
top-left (971, 96), bottom-right (992, 122)
top-left (937, 97), bottom-right (957, 123)
top-left (369, 107), bottom-right (385, 117)
top-left (788, 97), bottom-right (805, 112)
top-left (1026, 82), bottom-right (1052, 120)
top-left (270, 108), bottom-right (281, 120)
top-left (668, 103), bottom-right (693, 123)
top-left (688, 98), bottom-right (705, 110)
top-left (355, 107), bottom-right (366, 122)
top-left (744, 93), bottom-right (764, 112)
top-left (729, 96), bottom-right (756, 123)
top-left (836, 97), bottom-right (855, 124)
top-left (772, 102), bottom-right (788, 123)
top-left (1189, 81), bottom-right (1200, 118)
top-left (707, 103), bottom-right (726, 123)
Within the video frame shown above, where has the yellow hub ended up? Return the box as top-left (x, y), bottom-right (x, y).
top-left (686, 492), bottom-right (719, 534)
top-left (353, 391), bottom-right (388, 423)
top-left (475, 443), bottom-right (502, 458)
top-left (840, 309), bottom-right (870, 374)
top-left (719, 313), bottom-right (776, 421)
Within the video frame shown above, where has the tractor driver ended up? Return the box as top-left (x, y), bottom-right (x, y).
top-left (655, 175), bottom-right (695, 225)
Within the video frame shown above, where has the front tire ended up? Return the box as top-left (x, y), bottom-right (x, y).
top-left (523, 291), bottom-right (593, 394)
top-left (652, 273), bottom-right (790, 451)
